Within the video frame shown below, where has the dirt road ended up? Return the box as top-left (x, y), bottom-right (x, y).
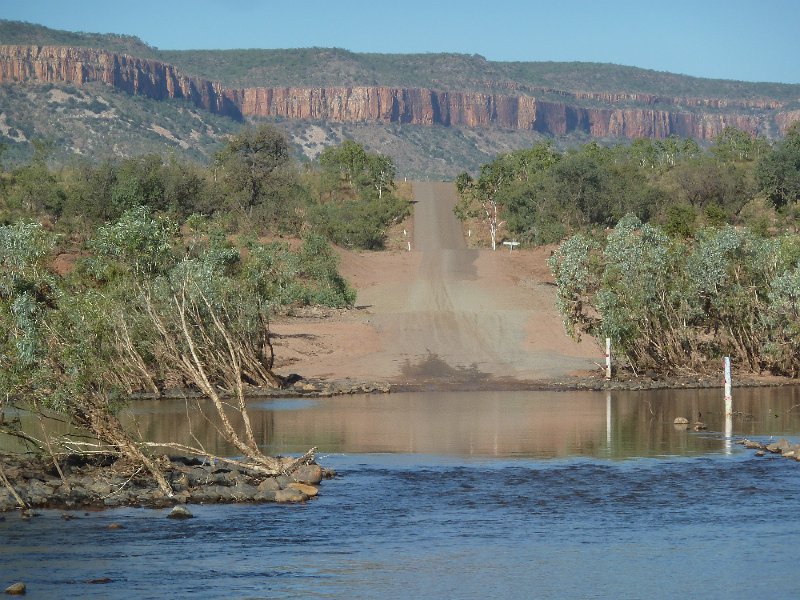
top-left (273, 182), bottom-right (600, 387)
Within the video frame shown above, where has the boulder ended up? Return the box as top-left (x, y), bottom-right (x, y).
top-left (755, 450), bottom-right (766, 457)
top-left (4, 582), bottom-right (26, 595)
top-left (275, 475), bottom-right (293, 489)
top-left (167, 506), bottom-right (193, 519)
top-left (230, 482), bottom-right (258, 501)
top-left (673, 417), bottom-right (689, 424)
top-left (287, 483), bottom-right (318, 497)
top-left (257, 478), bottom-right (280, 493)
top-left (742, 439), bottom-right (764, 450)
top-left (254, 490), bottom-right (277, 502)
top-left (88, 481), bottom-right (113, 496)
top-left (293, 464), bottom-right (323, 485)
top-left (274, 488), bottom-right (308, 503)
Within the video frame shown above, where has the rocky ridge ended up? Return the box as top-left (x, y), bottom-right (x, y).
top-left (1, 44), bottom-right (796, 141)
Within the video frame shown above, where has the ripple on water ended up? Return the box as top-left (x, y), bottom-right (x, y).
top-left (1, 454), bottom-right (799, 598)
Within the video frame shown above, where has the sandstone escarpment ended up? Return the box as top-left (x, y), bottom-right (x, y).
top-left (0, 44), bottom-right (795, 140)
top-left (0, 45), bottom-right (241, 118)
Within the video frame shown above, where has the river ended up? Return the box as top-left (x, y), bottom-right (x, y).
top-left (2, 387), bottom-right (800, 598)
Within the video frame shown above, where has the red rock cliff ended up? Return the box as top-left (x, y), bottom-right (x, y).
top-left (0, 44), bottom-right (793, 140)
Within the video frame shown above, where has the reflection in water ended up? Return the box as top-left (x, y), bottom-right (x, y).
top-left (4, 387), bottom-right (799, 458)
top-left (111, 386), bottom-right (800, 459)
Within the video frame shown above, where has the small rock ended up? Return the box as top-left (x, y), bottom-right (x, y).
top-left (4, 582), bottom-right (26, 595)
top-left (86, 578), bottom-right (112, 585)
top-left (287, 482), bottom-right (318, 497)
top-left (693, 422), bottom-right (707, 431)
top-left (167, 506), bottom-right (193, 519)
top-left (673, 417), bottom-right (689, 424)
top-left (755, 450), bottom-right (766, 457)
top-left (742, 439), bottom-right (764, 449)
top-left (107, 523), bottom-right (124, 530)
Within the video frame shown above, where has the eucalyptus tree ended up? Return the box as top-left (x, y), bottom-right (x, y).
top-left (757, 122), bottom-right (800, 209)
top-left (0, 207), bottom-right (362, 494)
top-left (550, 215), bottom-right (800, 375)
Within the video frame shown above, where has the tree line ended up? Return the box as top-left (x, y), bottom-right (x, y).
top-left (456, 124), bottom-right (800, 249)
top-left (521, 124), bottom-right (800, 376)
top-left (0, 124), bottom-right (409, 250)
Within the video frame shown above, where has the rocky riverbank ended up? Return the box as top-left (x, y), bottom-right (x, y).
top-left (0, 453), bottom-right (332, 513)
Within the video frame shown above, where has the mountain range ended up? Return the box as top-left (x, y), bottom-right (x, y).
top-left (1, 20), bottom-right (799, 178)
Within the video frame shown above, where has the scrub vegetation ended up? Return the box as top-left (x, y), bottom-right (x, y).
top-left (0, 123), bottom-right (407, 495)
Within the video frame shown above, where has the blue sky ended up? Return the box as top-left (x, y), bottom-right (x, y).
top-left (2, 0), bottom-right (799, 84)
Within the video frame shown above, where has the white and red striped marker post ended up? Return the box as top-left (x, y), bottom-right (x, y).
top-left (723, 356), bottom-right (732, 415)
top-left (605, 338), bottom-right (612, 380)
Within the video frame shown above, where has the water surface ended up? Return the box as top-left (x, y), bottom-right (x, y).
top-left (2, 388), bottom-right (800, 599)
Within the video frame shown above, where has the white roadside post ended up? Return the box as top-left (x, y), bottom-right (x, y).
top-left (502, 240), bottom-right (519, 254)
top-left (724, 356), bottom-right (733, 454)
top-left (723, 356), bottom-right (732, 415)
top-left (605, 338), bottom-right (612, 380)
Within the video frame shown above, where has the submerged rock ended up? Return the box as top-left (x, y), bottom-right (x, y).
top-left (741, 439), bottom-right (764, 450)
top-left (167, 506), bottom-right (193, 519)
top-left (765, 438), bottom-right (793, 454)
top-left (4, 582), bottom-right (26, 595)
